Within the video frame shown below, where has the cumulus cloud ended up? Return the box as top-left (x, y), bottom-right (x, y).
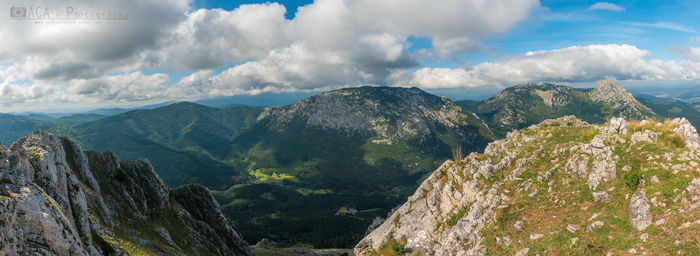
top-left (0, 0), bottom-right (189, 80)
top-left (167, 43), bottom-right (409, 99)
top-left (67, 71), bottom-right (169, 102)
top-left (157, 0), bottom-right (538, 98)
top-left (588, 2), bottom-right (625, 12)
top-left (407, 44), bottom-right (700, 89)
top-left (669, 46), bottom-right (700, 62)
top-left (145, 3), bottom-right (291, 70)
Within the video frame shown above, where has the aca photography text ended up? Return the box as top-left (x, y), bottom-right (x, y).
top-left (10, 6), bottom-right (128, 24)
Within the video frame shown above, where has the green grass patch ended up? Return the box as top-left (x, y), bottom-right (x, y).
top-left (368, 236), bottom-right (410, 256)
top-left (445, 205), bottom-right (469, 227)
top-left (623, 170), bottom-right (643, 191)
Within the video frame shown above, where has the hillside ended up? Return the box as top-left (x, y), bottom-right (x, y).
top-left (457, 80), bottom-right (655, 137)
top-left (69, 103), bottom-right (263, 188)
top-left (0, 131), bottom-right (252, 255)
top-left (637, 94), bottom-right (700, 128)
top-left (214, 86), bottom-right (495, 247)
top-left (40, 86), bottom-right (493, 247)
top-left (0, 114), bottom-right (72, 146)
top-left (355, 116), bottom-right (700, 255)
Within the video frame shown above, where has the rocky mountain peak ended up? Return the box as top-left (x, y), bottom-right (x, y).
top-left (263, 86), bottom-right (493, 140)
top-left (589, 80), bottom-right (655, 119)
top-left (355, 116), bottom-right (700, 255)
top-left (0, 131), bottom-right (252, 255)
top-left (593, 80), bottom-right (628, 94)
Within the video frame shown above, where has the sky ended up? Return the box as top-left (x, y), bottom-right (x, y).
top-left (0, 0), bottom-right (699, 112)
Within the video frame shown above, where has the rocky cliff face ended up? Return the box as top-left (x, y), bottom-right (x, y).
top-left (355, 116), bottom-right (700, 255)
top-left (262, 86), bottom-right (494, 142)
top-left (457, 80), bottom-right (656, 138)
top-left (589, 80), bottom-right (655, 120)
top-left (0, 131), bottom-right (252, 255)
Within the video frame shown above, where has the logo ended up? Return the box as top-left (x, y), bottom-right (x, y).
top-left (10, 7), bottom-right (26, 17)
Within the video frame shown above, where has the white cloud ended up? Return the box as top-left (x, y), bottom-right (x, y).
top-left (0, 0), bottom-right (541, 110)
top-left (0, 0), bottom-right (189, 81)
top-left (588, 2), bottom-right (625, 12)
top-left (168, 43), bottom-right (386, 99)
top-left (68, 71), bottom-right (169, 102)
top-left (688, 36), bottom-right (700, 44)
top-left (145, 3), bottom-right (291, 70)
top-left (669, 46), bottom-right (700, 62)
top-left (629, 22), bottom-right (695, 33)
top-left (407, 44), bottom-right (700, 89)
top-left (160, 0), bottom-right (539, 98)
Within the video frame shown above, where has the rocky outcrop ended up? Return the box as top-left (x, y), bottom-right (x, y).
top-left (262, 86), bottom-right (494, 142)
top-left (671, 117), bottom-right (700, 151)
top-left (629, 191), bottom-right (652, 231)
top-left (356, 115), bottom-right (700, 255)
top-left (533, 88), bottom-right (570, 108)
top-left (0, 131), bottom-right (252, 255)
top-left (588, 80), bottom-right (655, 120)
top-left (631, 130), bottom-right (658, 145)
top-left (170, 184), bottom-right (251, 256)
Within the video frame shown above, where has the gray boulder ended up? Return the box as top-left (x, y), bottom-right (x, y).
top-left (629, 191), bottom-right (652, 231)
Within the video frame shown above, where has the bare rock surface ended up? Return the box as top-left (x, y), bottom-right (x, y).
top-left (0, 131), bottom-right (252, 255)
top-left (629, 191), bottom-right (652, 231)
top-left (588, 80), bottom-right (655, 120)
top-left (355, 114), bottom-right (700, 255)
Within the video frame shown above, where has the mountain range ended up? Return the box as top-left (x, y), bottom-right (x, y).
top-left (455, 80), bottom-right (656, 138)
top-left (1, 81), bottom-right (700, 249)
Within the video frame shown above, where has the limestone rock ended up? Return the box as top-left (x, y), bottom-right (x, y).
top-left (588, 160), bottom-right (616, 190)
top-left (586, 221), bottom-right (604, 233)
top-left (0, 131), bottom-right (253, 255)
top-left (593, 191), bottom-right (612, 203)
top-left (608, 117), bottom-right (628, 135)
top-left (629, 191), bottom-right (652, 231)
top-left (672, 118), bottom-right (700, 152)
top-left (631, 130), bottom-right (658, 145)
top-left (588, 80), bottom-right (655, 120)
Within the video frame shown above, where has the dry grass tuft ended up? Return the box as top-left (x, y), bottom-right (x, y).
top-left (452, 146), bottom-right (463, 165)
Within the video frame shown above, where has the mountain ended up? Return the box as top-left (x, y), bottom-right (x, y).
top-left (628, 83), bottom-right (700, 104)
top-left (52, 86), bottom-right (494, 248)
top-left (457, 80), bottom-right (655, 137)
top-left (0, 131), bottom-right (252, 255)
top-left (0, 114), bottom-right (73, 146)
top-left (355, 116), bottom-right (700, 255)
top-left (81, 101), bottom-right (177, 116)
top-left (588, 80), bottom-right (655, 120)
top-left (22, 113), bottom-right (107, 124)
top-left (69, 103), bottom-right (263, 189)
top-left (636, 94), bottom-right (700, 128)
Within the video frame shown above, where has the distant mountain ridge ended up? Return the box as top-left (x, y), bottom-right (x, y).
top-left (456, 80), bottom-right (656, 137)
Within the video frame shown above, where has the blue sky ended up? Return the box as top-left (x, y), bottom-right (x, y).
top-left (1, 0), bottom-right (699, 111)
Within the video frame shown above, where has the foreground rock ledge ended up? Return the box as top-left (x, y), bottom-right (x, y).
top-left (355, 116), bottom-right (700, 256)
top-left (0, 131), bottom-right (252, 255)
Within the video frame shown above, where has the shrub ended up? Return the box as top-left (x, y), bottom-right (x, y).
top-left (392, 242), bottom-right (409, 255)
top-left (623, 170), bottom-right (643, 191)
